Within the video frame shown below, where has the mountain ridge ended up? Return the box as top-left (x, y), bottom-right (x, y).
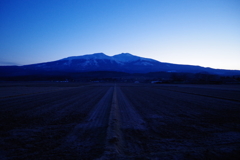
top-left (1, 53), bottom-right (240, 77)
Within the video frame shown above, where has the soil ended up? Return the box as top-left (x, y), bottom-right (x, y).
top-left (0, 82), bottom-right (240, 159)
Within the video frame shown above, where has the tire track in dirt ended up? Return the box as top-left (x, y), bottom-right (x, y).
top-left (101, 84), bottom-right (147, 159)
top-left (60, 87), bottom-right (114, 159)
top-left (101, 85), bottom-right (147, 159)
top-left (117, 86), bottom-right (149, 157)
top-left (102, 84), bottom-right (123, 158)
top-left (117, 87), bottom-right (146, 130)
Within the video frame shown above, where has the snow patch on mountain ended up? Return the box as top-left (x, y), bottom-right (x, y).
top-left (93, 59), bottom-right (99, 66)
top-left (61, 53), bottom-right (157, 67)
top-left (62, 53), bottom-right (111, 61)
top-left (82, 60), bottom-right (90, 67)
top-left (61, 53), bottom-right (157, 66)
top-left (37, 64), bottom-right (46, 67)
top-left (134, 61), bottom-right (154, 66)
top-left (112, 53), bottom-right (140, 62)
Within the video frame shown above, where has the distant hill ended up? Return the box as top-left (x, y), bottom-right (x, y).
top-left (1, 53), bottom-right (240, 75)
top-left (0, 53), bottom-right (240, 82)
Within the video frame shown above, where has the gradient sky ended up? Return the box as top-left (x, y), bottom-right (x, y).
top-left (0, 0), bottom-right (240, 70)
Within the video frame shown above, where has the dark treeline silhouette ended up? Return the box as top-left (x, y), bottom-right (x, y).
top-left (1, 71), bottom-right (240, 84)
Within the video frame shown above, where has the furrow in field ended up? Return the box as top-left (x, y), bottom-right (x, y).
top-left (27, 87), bottom-right (109, 122)
top-left (76, 87), bottom-right (113, 129)
top-left (2, 83), bottom-right (240, 159)
top-left (0, 86), bottom-right (112, 159)
top-left (117, 87), bottom-right (146, 130)
top-left (115, 85), bottom-right (149, 157)
top-left (0, 87), bottom-right (84, 112)
top-left (102, 84), bottom-right (124, 159)
top-left (0, 86), bottom-right (80, 99)
top-left (120, 84), bottom-right (240, 159)
top-left (101, 84), bottom-right (149, 158)
top-left (60, 86), bottom-right (113, 159)
top-left (154, 85), bottom-right (240, 102)
top-left (0, 85), bottom-right (100, 113)
top-left (0, 86), bottom-right (108, 129)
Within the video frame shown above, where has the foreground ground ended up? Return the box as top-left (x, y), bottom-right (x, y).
top-left (0, 82), bottom-right (240, 159)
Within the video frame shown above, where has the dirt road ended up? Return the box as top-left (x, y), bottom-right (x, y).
top-left (0, 83), bottom-right (240, 159)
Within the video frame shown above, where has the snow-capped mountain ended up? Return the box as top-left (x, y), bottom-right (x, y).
top-left (23, 53), bottom-right (163, 73)
top-left (1, 53), bottom-right (240, 77)
top-left (61, 53), bottom-right (155, 65)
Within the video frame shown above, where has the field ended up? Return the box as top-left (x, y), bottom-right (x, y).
top-left (0, 82), bottom-right (240, 159)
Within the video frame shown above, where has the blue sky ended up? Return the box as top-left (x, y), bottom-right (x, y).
top-left (0, 0), bottom-right (240, 70)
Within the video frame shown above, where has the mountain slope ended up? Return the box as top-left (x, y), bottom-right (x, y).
top-left (22, 53), bottom-right (209, 73)
top-left (1, 53), bottom-right (240, 77)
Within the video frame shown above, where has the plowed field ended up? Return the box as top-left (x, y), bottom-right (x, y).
top-left (0, 83), bottom-right (240, 159)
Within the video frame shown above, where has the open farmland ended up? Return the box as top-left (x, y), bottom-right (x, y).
top-left (0, 82), bottom-right (240, 159)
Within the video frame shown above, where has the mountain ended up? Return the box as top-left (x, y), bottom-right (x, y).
top-left (1, 53), bottom-right (240, 78)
